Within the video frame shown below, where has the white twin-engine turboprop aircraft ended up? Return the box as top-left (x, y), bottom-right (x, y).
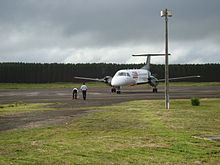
top-left (75, 54), bottom-right (200, 94)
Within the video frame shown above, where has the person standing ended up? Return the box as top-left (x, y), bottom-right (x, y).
top-left (80, 82), bottom-right (88, 100)
top-left (72, 88), bottom-right (78, 99)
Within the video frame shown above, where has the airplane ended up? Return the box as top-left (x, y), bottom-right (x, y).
top-left (74, 54), bottom-right (200, 94)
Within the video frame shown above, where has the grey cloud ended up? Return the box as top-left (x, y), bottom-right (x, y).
top-left (0, 0), bottom-right (220, 63)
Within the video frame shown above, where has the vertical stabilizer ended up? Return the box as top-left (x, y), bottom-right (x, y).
top-left (141, 56), bottom-right (150, 70)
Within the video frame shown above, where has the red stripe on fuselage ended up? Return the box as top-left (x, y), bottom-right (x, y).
top-left (132, 71), bottom-right (138, 79)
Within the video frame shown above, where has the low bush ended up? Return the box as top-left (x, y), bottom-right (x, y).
top-left (191, 97), bottom-right (200, 106)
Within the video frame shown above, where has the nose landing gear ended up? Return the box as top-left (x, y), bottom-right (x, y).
top-left (116, 90), bottom-right (121, 94)
top-left (111, 88), bottom-right (116, 93)
top-left (111, 87), bottom-right (121, 94)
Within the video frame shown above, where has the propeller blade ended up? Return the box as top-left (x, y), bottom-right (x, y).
top-left (158, 75), bottom-right (200, 82)
top-left (74, 76), bottom-right (104, 82)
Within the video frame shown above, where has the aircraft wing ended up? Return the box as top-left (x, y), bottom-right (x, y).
top-left (158, 75), bottom-right (200, 82)
top-left (74, 76), bottom-right (105, 82)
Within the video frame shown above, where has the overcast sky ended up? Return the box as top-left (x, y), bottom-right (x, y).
top-left (0, 0), bottom-right (220, 64)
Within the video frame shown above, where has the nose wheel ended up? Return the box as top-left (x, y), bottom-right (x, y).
top-left (111, 88), bottom-right (116, 93)
top-left (111, 87), bottom-right (121, 94)
top-left (116, 87), bottom-right (121, 94)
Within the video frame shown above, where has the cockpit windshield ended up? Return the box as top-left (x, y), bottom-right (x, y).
top-left (117, 72), bottom-right (131, 77)
top-left (118, 72), bottom-right (126, 76)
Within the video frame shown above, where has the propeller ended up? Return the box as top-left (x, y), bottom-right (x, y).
top-left (148, 76), bottom-right (159, 87)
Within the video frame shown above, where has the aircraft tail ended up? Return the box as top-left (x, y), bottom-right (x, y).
top-left (141, 56), bottom-right (151, 70)
top-left (132, 53), bottom-right (171, 71)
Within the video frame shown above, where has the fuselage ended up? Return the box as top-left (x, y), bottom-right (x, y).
top-left (111, 69), bottom-right (150, 87)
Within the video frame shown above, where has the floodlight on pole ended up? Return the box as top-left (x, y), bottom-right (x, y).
top-left (161, 9), bottom-right (172, 110)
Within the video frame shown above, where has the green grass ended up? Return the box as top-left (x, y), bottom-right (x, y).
top-left (0, 82), bottom-right (108, 89)
top-left (0, 82), bottom-right (220, 89)
top-left (0, 99), bottom-right (220, 164)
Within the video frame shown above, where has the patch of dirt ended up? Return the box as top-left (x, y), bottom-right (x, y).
top-left (192, 135), bottom-right (220, 142)
top-left (0, 109), bottom-right (104, 132)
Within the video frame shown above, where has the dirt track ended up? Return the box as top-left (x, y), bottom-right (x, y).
top-left (0, 85), bottom-right (220, 131)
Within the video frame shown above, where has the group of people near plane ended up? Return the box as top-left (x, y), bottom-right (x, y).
top-left (72, 82), bottom-right (88, 100)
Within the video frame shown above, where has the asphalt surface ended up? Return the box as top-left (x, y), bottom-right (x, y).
top-left (0, 85), bottom-right (220, 131)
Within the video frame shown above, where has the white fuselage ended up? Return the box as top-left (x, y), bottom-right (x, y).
top-left (111, 69), bottom-right (150, 87)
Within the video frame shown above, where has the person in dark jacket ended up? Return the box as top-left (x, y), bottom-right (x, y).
top-left (72, 88), bottom-right (78, 99)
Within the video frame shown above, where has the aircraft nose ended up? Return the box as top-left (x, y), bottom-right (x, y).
top-left (111, 77), bottom-right (122, 86)
top-left (111, 77), bottom-right (117, 86)
top-left (111, 77), bottom-right (124, 86)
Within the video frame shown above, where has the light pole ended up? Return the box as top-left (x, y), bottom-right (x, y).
top-left (161, 9), bottom-right (172, 109)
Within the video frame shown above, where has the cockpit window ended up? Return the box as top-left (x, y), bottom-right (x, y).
top-left (117, 72), bottom-right (127, 76)
top-left (117, 72), bottom-right (131, 77)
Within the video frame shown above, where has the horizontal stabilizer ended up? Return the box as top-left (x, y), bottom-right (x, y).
top-left (132, 53), bottom-right (171, 56)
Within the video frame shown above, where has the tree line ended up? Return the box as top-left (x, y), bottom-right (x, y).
top-left (0, 63), bottom-right (219, 83)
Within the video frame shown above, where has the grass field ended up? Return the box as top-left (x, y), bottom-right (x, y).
top-left (0, 82), bottom-right (220, 89)
top-left (0, 82), bottom-right (108, 89)
top-left (0, 99), bottom-right (220, 164)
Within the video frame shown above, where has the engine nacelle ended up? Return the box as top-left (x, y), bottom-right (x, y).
top-left (149, 76), bottom-right (159, 87)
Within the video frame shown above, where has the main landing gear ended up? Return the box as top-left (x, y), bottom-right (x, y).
top-left (111, 87), bottom-right (121, 94)
top-left (153, 87), bottom-right (158, 93)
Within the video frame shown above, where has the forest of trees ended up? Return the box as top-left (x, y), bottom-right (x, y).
top-left (0, 63), bottom-right (219, 83)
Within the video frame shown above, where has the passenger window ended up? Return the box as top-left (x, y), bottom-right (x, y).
top-left (127, 73), bottom-right (131, 77)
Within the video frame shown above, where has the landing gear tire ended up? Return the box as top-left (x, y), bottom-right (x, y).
top-left (111, 88), bottom-right (116, 93)
top-left (116, 87), bottom-right (121, 94)
top-left (153, 88), bottom-right (158, 93)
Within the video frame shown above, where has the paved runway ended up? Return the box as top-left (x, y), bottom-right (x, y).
top-left (0, 85), bottom-right (220, 108)
top-left (0, 85), bottom-right (220, 131)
